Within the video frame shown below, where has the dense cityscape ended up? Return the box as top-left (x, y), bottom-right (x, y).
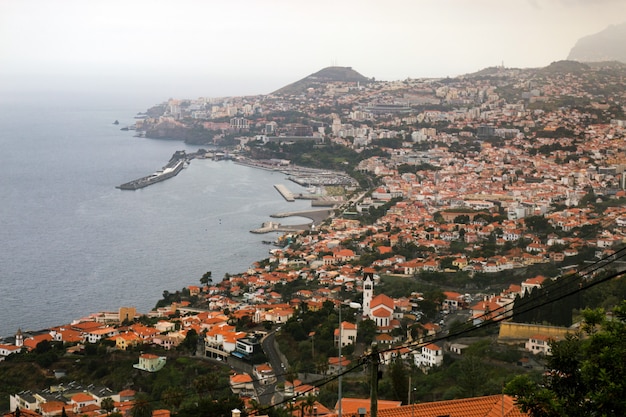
top-left (3, 61), bottom-right (626, 417)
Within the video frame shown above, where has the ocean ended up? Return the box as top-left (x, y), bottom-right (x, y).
top-left (0, 91), bottom-right (313, 339)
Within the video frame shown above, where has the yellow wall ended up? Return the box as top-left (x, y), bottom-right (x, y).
top-left (119, 306), bottom-right (137, 322)
top-left (498, 322), bottom-right (574, 343)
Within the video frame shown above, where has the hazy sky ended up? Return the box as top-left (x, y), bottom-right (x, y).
top-left (1, 0), bottom-right (625, 100)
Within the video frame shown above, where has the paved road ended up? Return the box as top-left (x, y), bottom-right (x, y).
top-left (261, 331), bottom-right (287, 405)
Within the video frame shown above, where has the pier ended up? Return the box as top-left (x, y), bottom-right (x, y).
top-left (117, 151), bottom-right (187, 190)
top-left (250, 221), bottom-right (311, 234)
top-left (274, 184), bottom-right (295, 202)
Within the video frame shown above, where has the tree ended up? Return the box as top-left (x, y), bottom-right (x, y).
top-left (131, 394), bottom-right (153, 417)
top-left (193, 373), bottom-right (217, 398)
top-left (179, 329), bottom-right (199, 354)
top-left (505, 302), bottom-right (626, 416)
top-left (388, 357), bottom-right (409, 403)
top-left (200, 271), bottom-right (213, 286)
top-left (161, 387), bottom-right (184, 412)
top-left (456, 354), bottom-right (487, 397)
top-left (303, 395), bottom-right (318, 417)
top-left (101, 398), bottom-right (115, 415)
top-left (357, 319), bottom-right (377, 345)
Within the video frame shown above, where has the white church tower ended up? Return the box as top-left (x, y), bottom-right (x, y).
top-left (15, 329), bottom-right (23, 347)
top-left (362, 269), bottom-right (374, 317)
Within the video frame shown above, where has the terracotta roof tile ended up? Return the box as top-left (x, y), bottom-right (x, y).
top-left (342, 395), bottom-right (527, 417)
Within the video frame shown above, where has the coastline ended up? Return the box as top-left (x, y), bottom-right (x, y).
top-left (0, 156), bottom-right (337, 340)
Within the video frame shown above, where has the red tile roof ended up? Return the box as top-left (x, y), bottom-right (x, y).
top-left (342, 395), bottom-right (527, 417)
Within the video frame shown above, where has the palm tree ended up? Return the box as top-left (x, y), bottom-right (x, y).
top-left (131, 393), bottom-right (153, 417)
top-left (284, 401), bottom-right (297, 417)
top-left (304, 395), bottom-right (317, 417)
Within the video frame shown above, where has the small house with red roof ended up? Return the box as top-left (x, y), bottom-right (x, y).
top-left (334, 321), bottom-right (357, 347)
top-left (415, 343), bottom-right (443, 368)
top-left (229, 373), bottom-right (254, 396)
top-left (134, 353), bottom-right (166, 372)
top-left (70, 393), bottom-right (96, 413)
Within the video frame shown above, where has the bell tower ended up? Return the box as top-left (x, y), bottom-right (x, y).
top-left (15, 329), bottom-right (23, 347)
top-left (362, 269), bottom-right (374, 317)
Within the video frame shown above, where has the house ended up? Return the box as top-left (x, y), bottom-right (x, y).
top-left (133, 353), bottom-right (166, 372)
top-left (70, 393), bottom-right (97, 413)
top-left (442, 291), bottom-right (464, 312)
top-left (449, 343), bottom-right (469, 355)
top-left (152, 334), bottom-right (182, 350)
top-left (0, 344), bottom-right (21, 358)
top-left (115, 332), bottom-right (141, 351)
top-left (525, 334), bottom-right (554, 356)
top-left (85, 327), bottom-right (118, 344)
top-left (521, 275), bottom-right (546, 295)
top-left (327, 356), bottom-right (351, 374)
top-left (252, 363), bottom-right (276, 385)
top-left (38, 401), bottom-right (66, 417)
top-left (234, 336), bottom-right (261, 360)
top-left (339, 394), bottom-right (528, 417)
top-left (229, 373), bottom-right (254, 396)
top-left (334, 321), bottom-right (357, 347)
top-left (285, 379), bottom-right (319, 398)
top-left (414, 343), bottom-right (443, 368)
top-left (22, 333), bottom-right (54, 351)
top-left (336, 398), bottom-right (402, 415)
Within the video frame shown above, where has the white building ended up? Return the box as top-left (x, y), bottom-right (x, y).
top-left (414, 343), bottom-right (443, 368)
top-left (525, 334), bottom-right (553, 356)
top-left (334, 321), bottom-right (357, 347)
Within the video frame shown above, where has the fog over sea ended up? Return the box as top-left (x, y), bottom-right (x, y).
top-left (0, 91), bottom-right (313, 339)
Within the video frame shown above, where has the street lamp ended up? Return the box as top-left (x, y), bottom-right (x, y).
top-left (338, 301), bottom-right (361, 417)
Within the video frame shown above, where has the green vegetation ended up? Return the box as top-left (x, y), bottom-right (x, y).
top-left (0, 343), bottom-right (234, 413)
top-left (506, 302), bottom-right (626, 416)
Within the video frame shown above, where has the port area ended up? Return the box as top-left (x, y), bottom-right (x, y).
top-left (250, 209), bottom-right (334, 234)
top-left (274, 184), bottom-right (295, 202)
top-left (117, 151), bottom-right (188, 190)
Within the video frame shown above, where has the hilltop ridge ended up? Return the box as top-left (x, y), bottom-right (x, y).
top-left (272, 66), bottom-right (371, 95)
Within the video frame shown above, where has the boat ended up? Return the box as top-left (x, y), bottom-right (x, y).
top-left (113, 120), bottom-right (120, 125)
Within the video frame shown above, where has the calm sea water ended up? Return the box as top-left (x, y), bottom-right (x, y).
top-left (0, 92), bottom-right (312, 338)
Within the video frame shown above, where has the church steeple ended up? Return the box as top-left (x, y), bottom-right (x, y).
top-left (362, 268), bottom-right (374, 317)
top-left (15, 328), bottom-right (23, 347)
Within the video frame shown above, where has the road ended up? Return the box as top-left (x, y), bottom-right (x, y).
top-left (260, 331), bottom-right (287, 405)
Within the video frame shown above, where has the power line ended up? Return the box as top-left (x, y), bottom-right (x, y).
top-left (249, 246), bottom-right (626, 414)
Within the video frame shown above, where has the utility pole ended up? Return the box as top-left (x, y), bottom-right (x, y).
top-left (408, 375), bottom-right (411, 406)
top-left (338, 305), bottom-right (342, 417)
top-left (370, 343), bottom-right (379, 417)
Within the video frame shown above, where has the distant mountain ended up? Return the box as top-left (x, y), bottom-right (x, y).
top-left (272, 66), bottom-right (371, 95)
top-left (568, 22), bottom-right (626, 63)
